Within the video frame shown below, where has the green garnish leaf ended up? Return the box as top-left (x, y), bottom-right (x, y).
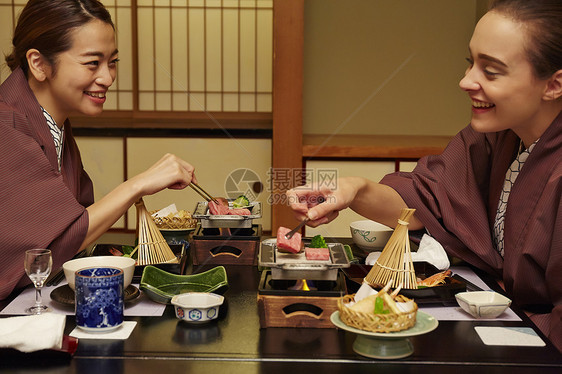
top-left (232, 195), bottom-right (250, 208)
top-left (122, 245), bottom-right (136, 259)
top-left (309, 234), bottom-right (328, 248)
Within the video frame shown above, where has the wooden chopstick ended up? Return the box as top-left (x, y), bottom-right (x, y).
top-left (189, 182), bottom-right (219, 204)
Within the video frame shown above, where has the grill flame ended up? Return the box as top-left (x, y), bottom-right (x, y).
top-left (289, 279), bottom-right (311, 291)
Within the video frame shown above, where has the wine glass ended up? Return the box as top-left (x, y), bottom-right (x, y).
top-left (24, 249), bottom-right (52, 314)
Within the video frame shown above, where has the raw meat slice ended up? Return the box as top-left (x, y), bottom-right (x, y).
top-left (208, 200), bottom-right (230, 215)
top-left (229, 208), bottom-right (251, 216)
top-left (305, 247), bottom-right (330, 261)
top-left (276, 226), bottom-right (302, 253)
top-left (208, 200), bottom-right (251, 216)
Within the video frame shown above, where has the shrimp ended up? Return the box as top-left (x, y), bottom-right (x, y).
top-left (417, 269), bottom-right (452, 287)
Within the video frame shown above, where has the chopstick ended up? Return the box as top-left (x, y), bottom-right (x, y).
top-left (452, 273), bottom-right (484, 292)
top-left (284, 196), bottom-right (326, 239)
top-left (45, 268), bottom-right (65, 287)
top-left (45, 248), bottom-right (89, 287)
top-left (189, 182), bottom-right (219, 204)
top-left (285, 218), bottom-right (309, 239)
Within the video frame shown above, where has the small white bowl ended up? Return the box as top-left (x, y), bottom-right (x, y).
top-left (350, 220), bottom-right (393, 251)
top-left (455, 291), bottom-right (512, 318)
top-left (63, 256), bottom-right (136, 291)
top-left (171, 292), bottom-right (224, 323)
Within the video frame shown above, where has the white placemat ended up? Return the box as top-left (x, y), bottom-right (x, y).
top-left (475, 326), bottom-right (545, 347)
top-left (0, 282), bottom-right (165, 317)
top-left (70, 321), bottom-right (137, 340)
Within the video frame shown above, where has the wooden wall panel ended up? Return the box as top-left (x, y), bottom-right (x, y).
top-left (271, 0), bottom-right (303, 232)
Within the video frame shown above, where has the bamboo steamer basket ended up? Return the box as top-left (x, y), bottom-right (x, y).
top-left (150, 210), bottom-right (197, 230)
top-left (338, 294), bottom-right (418, 333)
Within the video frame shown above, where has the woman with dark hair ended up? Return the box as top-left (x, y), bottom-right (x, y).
top-left (0, 0), bottom-right (196, 299)
top-left (288, 0), bottom-right (562, 351)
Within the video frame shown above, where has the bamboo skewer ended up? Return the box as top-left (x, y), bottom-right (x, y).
top-left (364, 208), bottom-right (418, 289)
top-left (134, 198), bottom-right (179, 266)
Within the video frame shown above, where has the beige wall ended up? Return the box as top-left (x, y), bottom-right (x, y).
top-left (303, 0), bottom-right (480, 137)
top-left (75, 136), bottom-right (273, 232)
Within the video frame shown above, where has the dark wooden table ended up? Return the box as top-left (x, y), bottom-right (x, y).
top-left (1, 243), bottom-right (561, 374)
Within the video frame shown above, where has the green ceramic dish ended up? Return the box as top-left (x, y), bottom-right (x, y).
top-left (140, 265), bottom-right (228, 304)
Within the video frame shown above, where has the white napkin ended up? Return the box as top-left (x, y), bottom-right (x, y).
top-left (152, 203), bottom-right (178, 218)
top-left (411, 234), bottom-right (450, 270)
top-left (354, 281), bottom-right (378, 302)
top-left (365, 234), bottom-right (450, 270)
top-left (0, 313), bottom-right (66, 352)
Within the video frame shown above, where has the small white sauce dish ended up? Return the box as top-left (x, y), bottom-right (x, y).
top-left (455, 291), bottom-right (512, 318)
top-left (171, 292), bottom-right (224, 323)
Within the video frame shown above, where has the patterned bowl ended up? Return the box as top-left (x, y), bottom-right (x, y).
top-left (171, 292), bottom-right (224, 323)
top-left (350, 220), bottom-right (393, 251)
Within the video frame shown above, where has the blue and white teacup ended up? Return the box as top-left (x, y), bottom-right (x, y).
top-left (75, 266), bottom-right (124, 332)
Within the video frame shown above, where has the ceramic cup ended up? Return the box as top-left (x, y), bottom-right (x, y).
top-left (75, 266), bottom-right (124, 332)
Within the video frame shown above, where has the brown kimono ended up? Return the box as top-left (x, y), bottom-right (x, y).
top-left (381, 112), bottom-right (562, 351)
top-left (0, 68), bottom-right (93, 300)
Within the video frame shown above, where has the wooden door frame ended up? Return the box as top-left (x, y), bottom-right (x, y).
top-left (271, 0), bottom-right (304, 232)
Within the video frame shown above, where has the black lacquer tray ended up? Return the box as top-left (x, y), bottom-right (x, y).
top-left (342, 261), bottom-right (466, 305)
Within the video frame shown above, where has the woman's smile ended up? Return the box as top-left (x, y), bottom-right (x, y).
top-left (471, 98), bottom-right (496, 114)
top-left (84, 91), bottom-right (107, 104)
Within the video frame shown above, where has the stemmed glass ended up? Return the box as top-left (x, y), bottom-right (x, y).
top-left (24, 249), bottom-right (52, 314)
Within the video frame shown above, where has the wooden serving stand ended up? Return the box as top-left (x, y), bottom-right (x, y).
top-left (191, 225), bottom-right (260, 266)
top-left (257, 271), bottom-right (346, 328)
top-left (257, 294), bottom-right (339, 328)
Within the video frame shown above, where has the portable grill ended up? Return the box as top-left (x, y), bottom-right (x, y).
top-left (257, 240), bottom-right (349, 328)
top-left (258, 241), bottom-right (350, 281)
top-left (193, 201), bottom-right (262, 228)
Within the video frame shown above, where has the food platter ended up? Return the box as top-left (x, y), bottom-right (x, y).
top-left (258, 239), bottom-right (350, 280)
top-left (330, 310), bottom-right (438, 359)
top-left (342, 262), bottom-right (466, 305)
top-left (193, 201), bottom-right (262, 228)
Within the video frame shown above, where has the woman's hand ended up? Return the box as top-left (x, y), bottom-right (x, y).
top-left (287, 177), bottom-right (364, 227)
top-left (83, 153), bottom-right (197, 250)
top-left (287, 176), bottom-right (420, 230)
top-left (131, 153), bottom-right (197, 197)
